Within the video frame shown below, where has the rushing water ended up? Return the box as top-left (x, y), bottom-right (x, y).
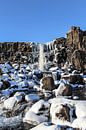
top-left (39, 44), bottom-right (44, 71)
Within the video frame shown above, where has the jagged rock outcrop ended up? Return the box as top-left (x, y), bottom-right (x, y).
top-left (71, 50), bottom-right (86, 71)
top-left (66, 26), bottom-right (86, 64)
top-left (47, 26), bottom-right (86, 71)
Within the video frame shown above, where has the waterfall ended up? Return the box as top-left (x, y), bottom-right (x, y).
top-left (39, 44), bottom-right (44, 71)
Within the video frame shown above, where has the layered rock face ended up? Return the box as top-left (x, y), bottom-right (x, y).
top-left (48, 26), bottom-right (86, 71)
top-left (66, 26), bottom-right (86, 71)
top-left (0, 42), bottom-right (32, 63)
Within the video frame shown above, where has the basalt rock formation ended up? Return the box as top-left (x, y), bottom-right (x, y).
top-left (0, 42), bottom-right (32, 63)
top-left (0, 26), bottom-right (86, 71)
top-left (48, 26), bottom-right (86, 71)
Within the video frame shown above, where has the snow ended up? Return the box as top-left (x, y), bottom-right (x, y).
top-left (4, 97), bottom-right (16, 110)
top-left (50, 102), bottom-right (71, 127)
top-left (72, 117), bottom-right (86, 129)
top-left (30, 122), bottom-right (59, 130)
top-left (29, 99), bottom-right (50, 114)
top-left (25, 94), bottom-right (40, 102)
top-left (1, 89), bottom-right (12, 97)
top-left (14, 92), bottom-right (25, 103)
top-left (53, 82), bottom-right (67, 96)
top-left (75, 102), bottom-right (86, 118)
top-left (23, 111), bottom-right (48, 125)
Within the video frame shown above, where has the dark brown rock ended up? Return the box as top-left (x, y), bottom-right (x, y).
top-left (40, 76), bottom-right (55, 91)
top-left (55, 104), bottom-right (70, 121)
top-left (71, 50), bottom-right (86, 71)
top-left (1, 80), bottom-right (11, 90)
top-left (69, 74), bottom-right (84, 84)
top-left (56, 83), bottom-right (72, 96)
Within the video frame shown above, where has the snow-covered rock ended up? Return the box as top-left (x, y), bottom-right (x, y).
top-left (53, 82), bottom-right (72, 96)
top-left (1, 89), bottom-right (12, 97)
top-left (14, 92), bottom-right (25, 103)
top-left (25, 94), bottom-right (40, 102)
top-left (50, 103), bottom-right (71, 127)
top-left (75, 102), bottom-right (86, 118)
top-left (72, 117), bottom-right (86, 129)
top-left (30, 122), bottom-right (61, 130)
top-left (29, 99), bottom-right (50, 114)
top-left (4, 97), bottom-right (16, 110)
top-left (23, 111), bottom-right (48, 125)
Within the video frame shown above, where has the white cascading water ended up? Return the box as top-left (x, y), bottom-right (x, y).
top-left (39, 44), bottom-right (44, 71)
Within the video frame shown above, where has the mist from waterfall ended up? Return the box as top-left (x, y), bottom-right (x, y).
top-left (39, 44), bottom-right (44, 71)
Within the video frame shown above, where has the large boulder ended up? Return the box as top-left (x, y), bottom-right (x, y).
top-left (40, 76), bottom-right (55, 91)
top-left (23, 111), bottom-right (48, 125)
top-left (50, 103), bottom-right (71, 127)
top-left (71, 50), bottom-right (86, 71)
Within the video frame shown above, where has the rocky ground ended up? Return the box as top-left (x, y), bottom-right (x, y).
top-left (0, 26), bottom-right (86, 130)
top-left (0, 61), bottom-right (86, 130)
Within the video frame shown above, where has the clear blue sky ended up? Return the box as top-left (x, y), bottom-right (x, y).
top-left (0, 0), bottom-right (86, 43)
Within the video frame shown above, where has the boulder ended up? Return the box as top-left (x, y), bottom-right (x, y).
top-left (4, 97), bottom-right (16, 110)
top-left (29, 99), bottom-right (50, 114)
top-left (54, 82), bottom-right (72, 96)
top-left (69, 74), bottom-right (84, 84)
top-left (50, 103), bottom-right (71, 127)
top-left (23, 111), bottom-right (48, 125)
top-left (40, 76), bottom-right (55, 91)
top-left (25, 94), bottom-right (40, 102)
top-left (1, 80), bottom-right (10, 90)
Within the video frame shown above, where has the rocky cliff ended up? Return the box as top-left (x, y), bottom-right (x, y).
top-left (48, 26), bottom-right (86, 71)
top-left (0, 26), bottom-right (86, 71)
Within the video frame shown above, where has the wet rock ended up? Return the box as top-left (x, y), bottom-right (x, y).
top-left (40, 76), bottom-right (55, 91)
